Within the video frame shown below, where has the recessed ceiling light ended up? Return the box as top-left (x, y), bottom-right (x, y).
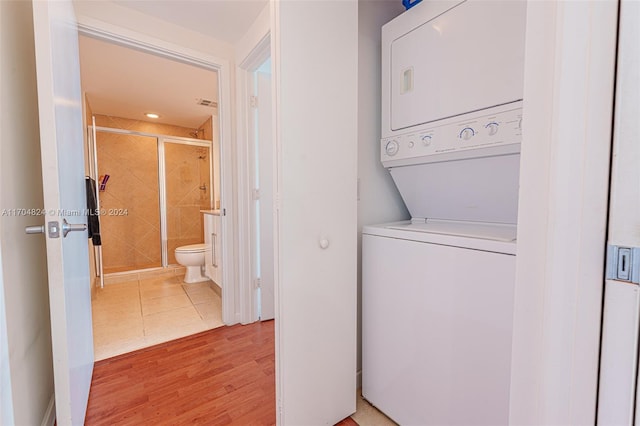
top-left (145, 113), bottom-right (160, 119)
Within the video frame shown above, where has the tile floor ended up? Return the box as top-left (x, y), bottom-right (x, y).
top-left (352, 391), bottom-right (398, 425)
top-left (92, 269), bottom-right (223, 361)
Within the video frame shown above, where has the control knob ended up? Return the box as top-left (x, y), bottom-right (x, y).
top-left (421, 135), bottom-right (432, 146)
top-left (385, 140), bottom-right (399, 156)
top-left (459, 127), bottom-right (475, 141)
top-left (485, 122), bottom-right (499, 136)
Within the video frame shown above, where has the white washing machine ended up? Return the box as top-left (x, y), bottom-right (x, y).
top-left (362, 0), bottom-right (527, 424)
top-left (362, 221), bottom-right (516, 425)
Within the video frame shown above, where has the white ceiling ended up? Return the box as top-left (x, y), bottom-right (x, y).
top-left (78, 0), bottom-right (268, 129)
top-left (79, 35), bottom-right (219, 129)
top-left (113, 0), bottom-right (268, 43)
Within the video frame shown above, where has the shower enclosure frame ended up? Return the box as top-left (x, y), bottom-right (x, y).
top-left (159, 136), bottom-right (215, 267)
top-left (87, 123), bottom-right (214, 283)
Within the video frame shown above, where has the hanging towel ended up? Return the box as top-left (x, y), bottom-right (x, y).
top-left (85, 177), bottom-right (102, 246)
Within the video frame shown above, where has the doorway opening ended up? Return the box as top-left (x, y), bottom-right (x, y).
top-left (251, 56), bottom-right (274, 321)
top-left (236, 33), bottom-right (275, 324)
top-left (78, 34), bottom-right (226, 360)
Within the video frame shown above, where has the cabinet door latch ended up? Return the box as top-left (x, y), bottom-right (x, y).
top-left (606, 245), bottom-right (640, 284)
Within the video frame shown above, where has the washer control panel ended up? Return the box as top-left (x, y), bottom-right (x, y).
top-left (382, 108), bottom-right (523, 162)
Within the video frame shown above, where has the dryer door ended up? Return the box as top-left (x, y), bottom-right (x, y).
top-left (388, 0), bottom-right (526, 131)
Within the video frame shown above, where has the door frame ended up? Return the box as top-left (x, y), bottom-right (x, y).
top-left (236, 35), bottom-right (271, 324)
top-left (75, 18), bottom-right (240, 325)
top-left (509, 1), bottom-right (618, 424)
top-left (597, 0), bottom-right (640, 422)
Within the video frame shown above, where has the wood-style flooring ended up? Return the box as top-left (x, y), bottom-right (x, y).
top-left (85, 320), bottom-right (276, 425)
top-left (85, 320), bottom-right (358, 425)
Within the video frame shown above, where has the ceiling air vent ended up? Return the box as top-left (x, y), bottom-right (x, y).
top-left (196, 98), bottom-right (218, 108)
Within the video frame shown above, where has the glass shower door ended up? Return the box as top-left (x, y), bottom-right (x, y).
top-left (96, 131), bottom-right (162, 273)
top-left (163, 141), bottom-right (212, 265)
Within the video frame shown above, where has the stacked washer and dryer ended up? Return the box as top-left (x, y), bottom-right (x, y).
top-left (362, 1), bottom-right (527, 424)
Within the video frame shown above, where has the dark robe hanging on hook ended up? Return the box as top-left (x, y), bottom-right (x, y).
top-left (85, 176), bottom-right (102, 246)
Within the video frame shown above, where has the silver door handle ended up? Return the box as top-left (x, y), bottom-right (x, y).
top-left (211, 232), bottom-right (216, 268)
top-left (25, 225), bottom-right (45, 234)
top-left (25, 220), bottom-right (86, 238)
top-left (212, 232), bottom-right (217, 268)
top-left (61, 218), bottom-right (86, 237)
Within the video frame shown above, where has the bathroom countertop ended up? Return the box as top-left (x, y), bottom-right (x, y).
top-left (201, 209), bottom-right (221, 216)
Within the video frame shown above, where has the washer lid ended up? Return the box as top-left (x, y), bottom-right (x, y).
top-left (363, 220), bottom-right (517, 255)
top-left (387, 219), bottom-right (517, 242)
top-left (175, 243), bottom-right (207, 253)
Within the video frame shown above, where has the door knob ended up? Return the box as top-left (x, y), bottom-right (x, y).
top-left (26, 220), bottom-right (86, 238)
top-left (61, 218), bottom-right (86, 237)
top-left (25, 225), bottom-right (45, 234)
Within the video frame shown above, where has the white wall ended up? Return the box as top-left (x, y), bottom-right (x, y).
top-left (73, 1), bottom-right (234, 60)
top-left (357, 0), bottom-right (407, 387)
top-left (0, 245), bottom-right (13, 426)
top-left (0, 1), bottom-right (55, 424)
top-left (236, 3), bottom-right (269, 65)
top-left (272, 0), bottom-right (358, 423)
top-left (0, 7), bottom-right (12, 421)
top-left (509, 1), bottom-right (618, 424)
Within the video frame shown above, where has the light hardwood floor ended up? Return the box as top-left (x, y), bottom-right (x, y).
top-left (88, 291), bottom-right (393, 425)
top-left (86, 321), bottom-right (276, 425)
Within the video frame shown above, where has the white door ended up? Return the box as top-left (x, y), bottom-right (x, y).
top-left (273, 1), bottom-right (357, 423)
top-left (32, 1), bottom-right (94, 424)
top-left (597, 1), bottom-right (640, 423)
top-left (257, 69), bottom-right (275, 321)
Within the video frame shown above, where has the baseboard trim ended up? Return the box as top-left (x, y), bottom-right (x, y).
top-left (40, 394), bottom-right (55, 426)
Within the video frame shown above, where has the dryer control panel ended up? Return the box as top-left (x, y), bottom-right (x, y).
top-left (381, 107), bottom-right (523, 167)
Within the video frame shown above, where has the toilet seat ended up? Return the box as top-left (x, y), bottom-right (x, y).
top-left (175, 243), bottom-right (207, 253)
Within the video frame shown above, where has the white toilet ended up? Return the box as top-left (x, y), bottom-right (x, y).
top-left (175, 243), bottom-right (208, 283)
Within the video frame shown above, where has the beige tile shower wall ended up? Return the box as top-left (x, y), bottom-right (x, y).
top-left (95, 114), bottom-right (213, 270)
top-left (165, 143), bottom-right (211, 264)
top-left (198, 116), bottom-right (213, 140)
top-left (96, 132), bottom-right (162, 274)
